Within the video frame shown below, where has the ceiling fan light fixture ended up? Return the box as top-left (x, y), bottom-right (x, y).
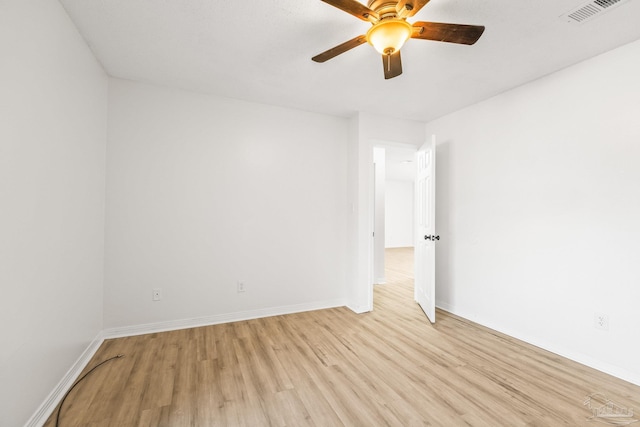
top-left (366, 18), bottom-right (412, 55)
top-left (313, 0), bottom-right (486, 79)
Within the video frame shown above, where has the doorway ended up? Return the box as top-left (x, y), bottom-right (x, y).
top-left (372, 144), bottom-right (417, 301)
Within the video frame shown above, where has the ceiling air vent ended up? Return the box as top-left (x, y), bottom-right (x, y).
top-left (561, 0), bottom-right (630, 23)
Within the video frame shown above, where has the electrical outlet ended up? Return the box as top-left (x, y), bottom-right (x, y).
top-left (152, 288), bottom-right (162, 301)
top-left (237, 281), bottom-right (246, 293)
top-left (594, 313), bottom-right (609, 331)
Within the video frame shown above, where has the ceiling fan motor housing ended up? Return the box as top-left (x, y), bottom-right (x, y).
top-left (368, 0), bottom-right (403, 18)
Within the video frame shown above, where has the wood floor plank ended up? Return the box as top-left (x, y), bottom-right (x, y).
top-left (45, 247), bottom-right (640, 426)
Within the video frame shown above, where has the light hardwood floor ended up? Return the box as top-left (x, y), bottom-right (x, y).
top-left (46, 247), bottom-right (640, 426)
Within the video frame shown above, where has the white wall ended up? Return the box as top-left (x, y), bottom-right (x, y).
top-left (0, 1), bottom-right (108, 425)
top-left (428, 38), bottom-right (640, 385)
top-left (385, 180), bottom-right (414, 248)
top-left (104, 79), bottom-right (348, 328)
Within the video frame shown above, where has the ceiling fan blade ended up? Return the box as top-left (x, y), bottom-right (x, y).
top-left (382, 51), bottom-right (403, 79)
top-left (320, 0), bottom-right (379, 22)
top-left (312, 35), bottom-right (367, 63)
top-left (412, 22), bottom-right (485, 45)
top-left (396, 0), bottom-right (431, 18)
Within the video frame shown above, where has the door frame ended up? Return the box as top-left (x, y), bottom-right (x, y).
top-left (367, 139), bottom-right (419, 311)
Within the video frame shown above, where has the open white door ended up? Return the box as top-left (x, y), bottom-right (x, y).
top-left (414, 136), bottom-right (436, 323)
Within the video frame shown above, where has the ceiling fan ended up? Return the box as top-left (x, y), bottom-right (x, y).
top-left (312, 0), bottom-right (485, 79)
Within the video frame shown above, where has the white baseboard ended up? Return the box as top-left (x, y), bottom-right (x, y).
top-left (347, 304), bottom-right (371, 314)
top-left (346, 297), bottom-right (373, 314)
top-left (25, 332), bottom-right (105, 427)
top-left (103, 298), bottom-right (347, 339)
top-left (436, 302), bottom-right (640, 387)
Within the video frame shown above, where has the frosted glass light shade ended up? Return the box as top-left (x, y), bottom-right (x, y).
top-left (366, 19), bottom-right (412, 55)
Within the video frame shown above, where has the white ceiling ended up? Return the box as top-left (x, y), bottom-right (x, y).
top-left (58, 0), bottom-right (640, 122)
